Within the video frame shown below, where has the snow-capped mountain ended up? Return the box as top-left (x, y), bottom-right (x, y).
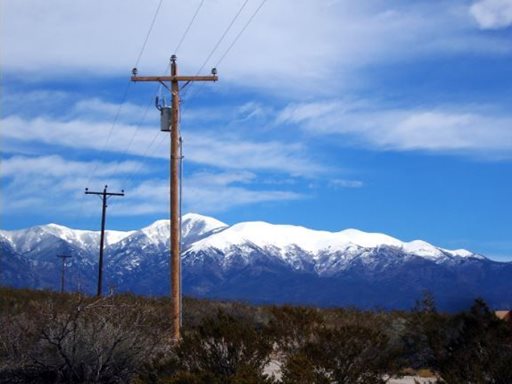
top-left (0, 224), bottom-right (131, 254)
top-left (1, 213), bottom-right (511, 310)
top-left (183, 221), bottom-right (483, 274)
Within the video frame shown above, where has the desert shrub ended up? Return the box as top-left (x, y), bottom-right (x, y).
top-left (0, 293), bottom-right (169, 384)
top-left (435, 299), bottom-right (512, 384)
top-left (267, 305), bottom-right (324, 355)
top-left (281, 325), bottom-right (391, 384)
top-left (401, 292), bottom-right (446, 371)
top-left (173, 310), bottom-right (274, 383)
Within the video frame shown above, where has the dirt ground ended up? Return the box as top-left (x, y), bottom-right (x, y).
top-left (264, 360), bottom-right (438, 383)
top-left (387, 376), bottom-right (437, 384)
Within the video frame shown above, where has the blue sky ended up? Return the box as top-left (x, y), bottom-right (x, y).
top-left (1, 0), bottom-right (512, 261)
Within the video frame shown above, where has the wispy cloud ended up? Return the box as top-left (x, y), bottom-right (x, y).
top-left (3, 1), bottom-right (511, 95)
top-left (470, 0), bottom-right (512, 30)
top-left (277, 100), bottom-right (512, 157)
top-left (328, 179), bottom-right (364, 189)
top-left (2, 109), bottom-right (325, 176)
top-left (1, 155), bottom-right (143, 217)
top-left (1, 155), bottom-right (305, 218)
top-left (183, 171), bottom-right (304, 214)
top-left (1, 155), bottom-right (142, 178)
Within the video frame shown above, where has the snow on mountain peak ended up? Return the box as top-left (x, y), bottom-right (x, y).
top-left (136, 214), bottom-right (227, 245)
top-left (0, 223), bottom-right (132, 252)
top-left (191, 220), bottom-right (337, 253)
top-left (187, 219), bottom-right (482, 266)
top-left (140, 220), bottom-right (170, 243)
top-left (182, 213), bottom-right (228, 238)
top-left (402, 240), bottom-right (443, 259)
top-left (2, 214), bottom-right (482, 266)
top-left (336, 228), bottom-right (403, 249)
top-left (42, 223), bottom-right (132, 247)
top-left (192, 221), bottom-right (411, 253)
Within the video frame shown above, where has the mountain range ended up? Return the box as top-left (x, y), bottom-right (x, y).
top-left (1, 213), bottom-right (511, 311)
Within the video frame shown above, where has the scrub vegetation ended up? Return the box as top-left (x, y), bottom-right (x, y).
top-left (0, 287), bottom-right (511, 383)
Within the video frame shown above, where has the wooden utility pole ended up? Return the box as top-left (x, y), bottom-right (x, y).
top-left (85, 185), bottom-right (124, 297)
top-left (131, 55), bottom-right (217, 341)
top-left (56, 254), bottom-right (72, 293)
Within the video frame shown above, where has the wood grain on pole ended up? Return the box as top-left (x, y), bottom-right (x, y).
top-left (170, 58), bottom-right (181, 341)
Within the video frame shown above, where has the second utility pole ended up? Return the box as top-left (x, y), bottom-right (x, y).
top-left (85, 185), bottom-right (124, 297)
top-left (131, 55), bottom-right (218, 341)
top-left (56, 254), bottom-right (72, 293)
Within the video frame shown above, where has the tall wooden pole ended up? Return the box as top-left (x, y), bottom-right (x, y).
top-left (170, 55), bottom-right (181, 339)
top-left (131, 57), bottom-right (218, 341)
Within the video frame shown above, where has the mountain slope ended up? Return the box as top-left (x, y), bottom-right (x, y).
top-left (1, 214), bottom-right (510, 310)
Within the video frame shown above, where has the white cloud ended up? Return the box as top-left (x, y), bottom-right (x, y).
top-left (2, 1), bottom-right (510, 95)
top-left (182, 171), bottom-right (303, 214)
top-left (71, 98), bottom-right (151, 123)
top-left (1, 115), bottom-right (164, 158)
top-left (1, 155), bottom-right (143, 217)
top-left (99, 171), bottom-right (304, 216)
top-left (184, 131), bottom-right (324, 176)
top-left (1, 155), bottom-right (141, 178)
top-left (1, 112), bottom-right (324, 176)
top-left (470, 0), bottom-right (512, 29)
top-left (328, 179), bottom-right (364, 189)
top-left (278, 100), bottom-right (512, 156)
top-left (1, 155), bottom-right (304, 218)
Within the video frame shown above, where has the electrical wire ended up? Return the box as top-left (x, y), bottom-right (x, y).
top-left (185, 0), bottom-right (250, 94)
top-left (215, 0), bottom-right (268, 67)
top-left (182, 0), bottom-right (268, 102)
top-left (135, 0), bottom-right (165, 68)
top-left (85, 0), bottom-right (164, 187)
top-left (110, 96), bottom-right (152, 177)
top-left (174, 0), bottom-right (205, 55)
top-left (121, 130), bottom-right (166, 188)
top-left (85, 81), bottom-right (132, 187)
top-left (117, 0), bottom-right (208, 192)
top-left (77, 0), bottom-right (164, 227)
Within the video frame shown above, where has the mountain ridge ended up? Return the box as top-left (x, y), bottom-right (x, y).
top-left (1, 213), bottom-right (510, 310)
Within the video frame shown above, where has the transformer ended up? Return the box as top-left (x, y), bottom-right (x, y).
top-left (160, 106), bottom-right (172, 132)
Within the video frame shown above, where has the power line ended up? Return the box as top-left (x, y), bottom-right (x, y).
top-left (110, 95), bottom-right (152, 177)
top-left (86, 0), bottom-right (165, 186)
top-left (174, 0), bottom-right (205, 55)
top-left (123, 0), bottom-right (206, 180)
top-left (85, 81), bottom-right (132, 187)
top-left (121, 130), bottom-right (166, 188)
top-left (182, 0), bottom-right (268, 102)
top-left (192, 0), bottom-right (250, 78)
top-left (215, 0), bottom-right (268, 67)
top-left (135, 0), bottom-right (165, 68)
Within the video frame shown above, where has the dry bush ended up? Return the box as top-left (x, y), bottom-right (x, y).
top-left (173, 310), bottom-right (274, 383)
top-left (0, 293), bottom-right (170, 384)
top-left (281, 324), bottom-right (391, 384)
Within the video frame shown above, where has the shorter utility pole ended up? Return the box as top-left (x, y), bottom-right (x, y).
top-left (85, 185), bottom-right (124, 297)
top-left (56, 254), bottom-right (72, 293)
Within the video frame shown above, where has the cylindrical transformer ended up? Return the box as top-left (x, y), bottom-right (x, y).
top-left (160, 107), bottom-right (172, 132)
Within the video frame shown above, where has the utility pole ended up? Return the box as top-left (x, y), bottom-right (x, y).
top-left (131, 55), bottom-right (218, 341)
top-left (85, 185), bottom-right (124, 297)
top-left (56, 254), bottom-right (72, 293)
